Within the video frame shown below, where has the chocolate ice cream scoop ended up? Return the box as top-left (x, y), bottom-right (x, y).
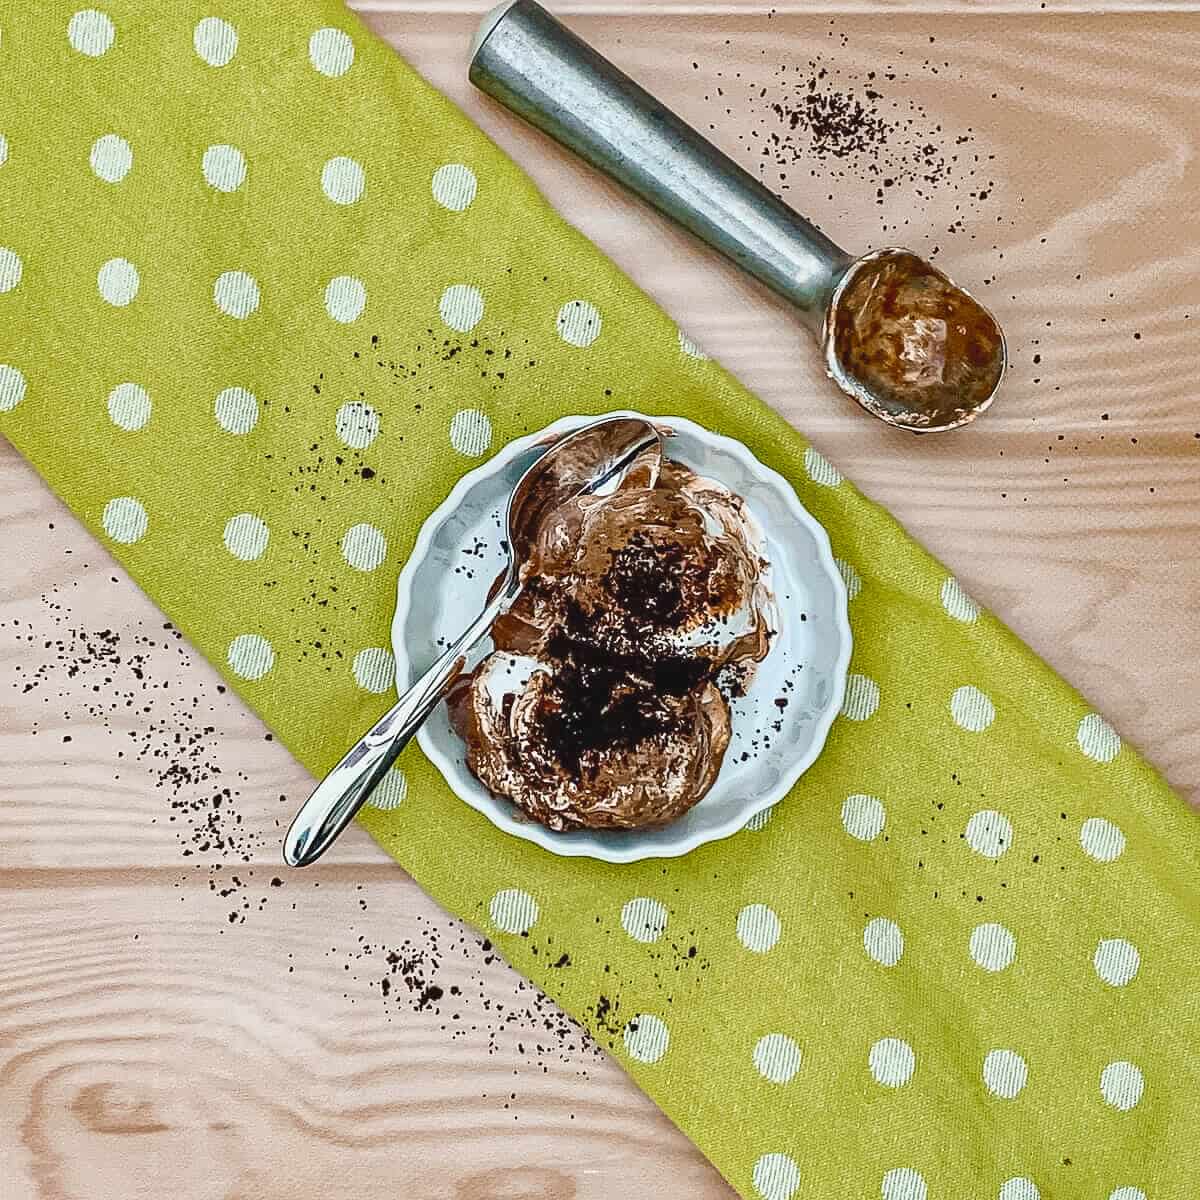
top-left (450, 459), bottom-right (776, 832)
top-left (470, 0), bottom-right (1007, 432)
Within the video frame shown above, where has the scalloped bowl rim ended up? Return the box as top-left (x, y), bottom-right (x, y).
top-left (390, 411), bottom-right (852, 862)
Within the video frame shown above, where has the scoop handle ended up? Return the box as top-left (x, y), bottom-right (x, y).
top-left (469, 0), bottom-right (853, 333)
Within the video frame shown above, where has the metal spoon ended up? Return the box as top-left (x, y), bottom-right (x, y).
top-left (468, 0), bottom-right (1007, 432)
top-left (283, 415), bottom-right (664, 867)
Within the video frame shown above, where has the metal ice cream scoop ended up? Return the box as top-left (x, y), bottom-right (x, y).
top-left (469, 0), bottom-right (1007, 433)
top-left (283, 415), bottom-right (663, 867)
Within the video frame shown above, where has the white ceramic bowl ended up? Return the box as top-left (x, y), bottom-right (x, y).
top-left (391, 412), bottom-right (851, 862)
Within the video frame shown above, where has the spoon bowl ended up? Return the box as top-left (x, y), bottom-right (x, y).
top-left (507, 415), bottom-right (664, 564)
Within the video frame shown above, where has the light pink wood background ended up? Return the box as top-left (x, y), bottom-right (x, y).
top-left (2, 3), bottom-right (1198, 1197)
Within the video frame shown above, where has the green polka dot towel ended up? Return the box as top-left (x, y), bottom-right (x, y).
top-left (3, 5), bottom-right (1198, 1198)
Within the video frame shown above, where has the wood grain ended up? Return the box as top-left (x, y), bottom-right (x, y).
top-left (0, 879), bottom-right (723, 1200)
top-left (3, 5), bottom-right (1198, 1199)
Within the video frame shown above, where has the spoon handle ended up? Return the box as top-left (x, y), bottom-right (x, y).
top-left (283, 573), bottom-right (522, 867)
top-left (469, 0), bottom-right (854, 334)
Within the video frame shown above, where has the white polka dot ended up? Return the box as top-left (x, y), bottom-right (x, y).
top-left (753, 1153), bottom-right (800, 1200)
top-left (951, 684), bottom-right (995, 732)
top-left (439, 283), bottom-right (484, 333)
top-left (223, 513), bottom-right (269, 561)
top-left (624, 1013), bottom-right (669, 1064)
top-left (213, 270), bottom-right (259, 318)
top-left (678, 328), bottom-right (709, 359)
top-left (804, 445), bottom-right (842, 486)
top-left (308, 27), bottom-right (354, 77)
top-left (842, 793), bottom-right (885, 841)
top-left (744, 804), bottom-right (775, 832)
top-left (101, 497), bottom-right (147, 545)
top-left (214, 386), bottom-right (258, 434)
top-left (737, 903), bottom-right (781, 953)
top-left (335, 401), bottom-right (379, 449)
top-left (753, 1034), bottom-right (802, 1084)
top-left (431, 163), bottom-right (477, 212)
top-left (1109, 1188), bottom-right (1147, 1200)
top-left (194, 16), bottom-right (237, 67)
top-left (0, 248), bottom-right (22, 293)
top-left (106, 382), bottom-right (150, 431)
top-left (965, 809), bottom-right (1013, 859)
top-left (836, 557), bottom-right (862, 601)
top-left (1078, 713), bottom-right (1121, 763)
top-left (0, 134), bottom-right (8, 168)
top-left (0, 365), bottom-right (27, 412)
top-left (352, 647), bottom-right (395, 694)
top-left (983, 1049), bottom-right (1028, 1099)
top-left (620, 897), bottom-right (668, 944)
top-left (68, 9), bottom-right (115, 57)
top-left (90, 134), bottom-right (132, 183)
top-left (1080, 816), bottom-right (1126, 863)
top-left (841, 673), bottom-right (880, 721)
top-left (489, 887), bottom-right (538, 934)
top-left (556, 300), bottom-right (602, 347)
top-left (321, 155), bottom-right (364, 205)
top-left (864, 917), bottom-right (904, 967)
top-left (97, 257), bottom-right (139, 307)
top-left (881, 1168), bottom-right (927, 1200)
top-left (202, 144), bottom-right (246, 193)
top-left (340, 523), bottom-right (387, 572)
top-left (999, 1178), bottom-right (1040, 1200)
top-left (1101, 1060), bottom-right (1144, 1111)
top-left (365, 767), bottom-right (407, 811)
top-left (941, 576), bottom-right (980, 622)
top-left (970, 922), bottom-right (1016, 972)
top-left (450, 408), bottom-right (492, 457)
top-left (870, 1037), bottom-right (915, 1088)
top-left (1094, 938), bottom-right (1140, 988)
top-left (323, 275), bottom-right (365, 324)
top-left (227, 633), bottom-right (274, 681)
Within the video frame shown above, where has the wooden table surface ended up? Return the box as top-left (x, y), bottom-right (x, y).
top-left (3, 3), bottom-right (1198, 1197)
